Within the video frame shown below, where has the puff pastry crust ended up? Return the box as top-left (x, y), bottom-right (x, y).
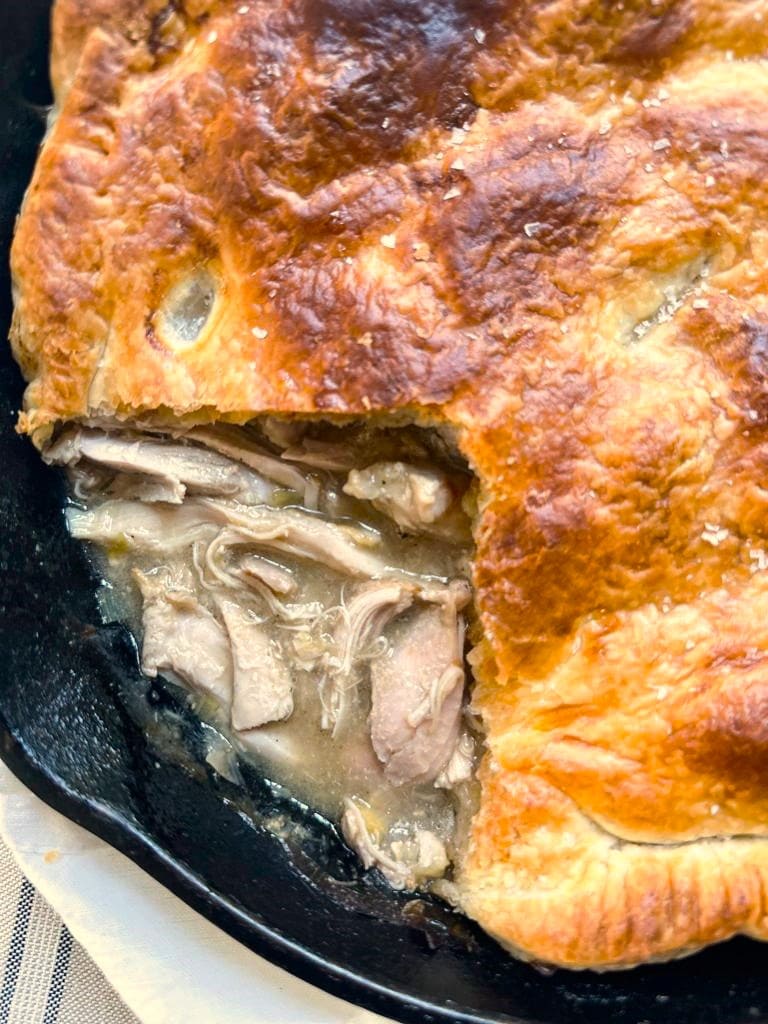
top-left (12, 0), bottom-right (768, 968)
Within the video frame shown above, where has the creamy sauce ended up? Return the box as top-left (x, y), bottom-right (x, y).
top-left (58, 420), bottom-right (479, 889)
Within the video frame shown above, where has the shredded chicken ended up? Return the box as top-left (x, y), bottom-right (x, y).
top-left (47, 427), bottom-right (276, 505)
top-left (108, 474), bottom-right (190, 504)
top-left (196, 527), bottom-right (323, 622)
top-left (241, 577), bottom-right (322, 623)
top-left (340, 799), bottom-right (413, 888)
top-left (57, 420), bottom-right (476, 893)
top-left (199, 499), bottom-right (388, 577)
top-left (218, 599), bottom-right (293, 730)
top-left (341, 798), bottom-right (449, 890)
top-left (344, 461), bottom-right (453, 533)
top-left (320, 581), bottom-right (416, 732)
top-left (67, 497), bottom-right (387, 581)
top-left (239, 554), bottom-right (296, 595)
top-left (435, 729), bottom-right (476, 789)
top-left (188, 426), bottom-right (315, 504)
top-left (135, 570), bottom-right (233, 707)
top-left (281, 438), bottom-right (358, 472)
top-left (333, 581), bottom-right (416, 680)
top-left (67, 500), bottom-right (217, 553)
top-left (68, 462), bottom-right (111, 501)
top-left (369, 585), bottom-right (469, 785)
top-left (391, 830), bottom-right (450, 880)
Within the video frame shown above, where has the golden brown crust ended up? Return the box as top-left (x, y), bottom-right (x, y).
top-left (13, 0), bottom-right (768, 968)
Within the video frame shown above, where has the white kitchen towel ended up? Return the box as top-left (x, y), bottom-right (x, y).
top-left (0, 763), bottom-right (391, 1024)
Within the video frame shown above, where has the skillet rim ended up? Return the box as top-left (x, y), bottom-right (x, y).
top-left (0, 730), bottom-right (528, 1024)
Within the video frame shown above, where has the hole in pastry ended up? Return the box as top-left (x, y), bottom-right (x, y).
top-left (45, 417), bottom-right (481, 894)
top-left (158, 269), bottom-right (217, 349)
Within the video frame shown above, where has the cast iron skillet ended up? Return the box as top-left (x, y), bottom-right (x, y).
top-left (2, 5), bottom-right (768, 1023)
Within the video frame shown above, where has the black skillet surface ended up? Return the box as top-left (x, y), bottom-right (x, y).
top-left (2, 5), bottom-right (768, 1023)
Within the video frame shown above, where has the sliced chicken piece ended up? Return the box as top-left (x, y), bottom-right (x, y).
top-left (301, 475), bottom-right (322, 510)
top-left (239, 554), bottom-right (296, 596)
top-left (370, 587), bottom-right (468, 785)
top-left (200, 499), bottom-right (387, 577)
top-left (237, 725), bottom-right (305, 771)
top-left (218, 599), bottom-right (293, 730)
top-left (68, 461), bottom-right (112, 500)
top-left (235, 577), bottom-right (321, 623)
top-left (335, 582), bottom-right (415, 673)
top-left (134, 570), bottom-right (233, 708)
top-left (197, 528), bottom-right (323, 622)
top-left (281, 439), bottom-right (358, 472)
top-left (341, 799), bottom-right (449, 890)
top-left (188, 425), bottom-right (309, 494)
top-left (47, 427), bottom-right (275, 505)
top-left (107, 472), bottom-right (188, 504)
top-left (321, 581), bottom-right (416, 732)
top-left (67, 497), bottom-right (387, 582)
top-left (343, 461), bottom-right (453, 533)
top-left (67, 500), bottom-right (216, 553)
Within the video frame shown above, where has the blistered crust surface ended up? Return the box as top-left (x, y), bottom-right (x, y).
top-left (13, 0), bottom-right (768, 968)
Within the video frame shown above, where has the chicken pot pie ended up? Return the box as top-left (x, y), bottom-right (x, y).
top-left (11, 0), bottom-right (768, 971)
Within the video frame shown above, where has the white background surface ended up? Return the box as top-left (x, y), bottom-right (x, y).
top-left (0, 763), bottom-right (393, 1024)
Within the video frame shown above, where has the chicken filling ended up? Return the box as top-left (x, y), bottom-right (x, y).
top-left (46, 419), bottom-right (478, 891)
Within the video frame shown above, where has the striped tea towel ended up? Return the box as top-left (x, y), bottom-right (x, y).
top-left (0, 764), bottom-right (391, 1024)
top-left (0, 838), bottom-right (137, 1024)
